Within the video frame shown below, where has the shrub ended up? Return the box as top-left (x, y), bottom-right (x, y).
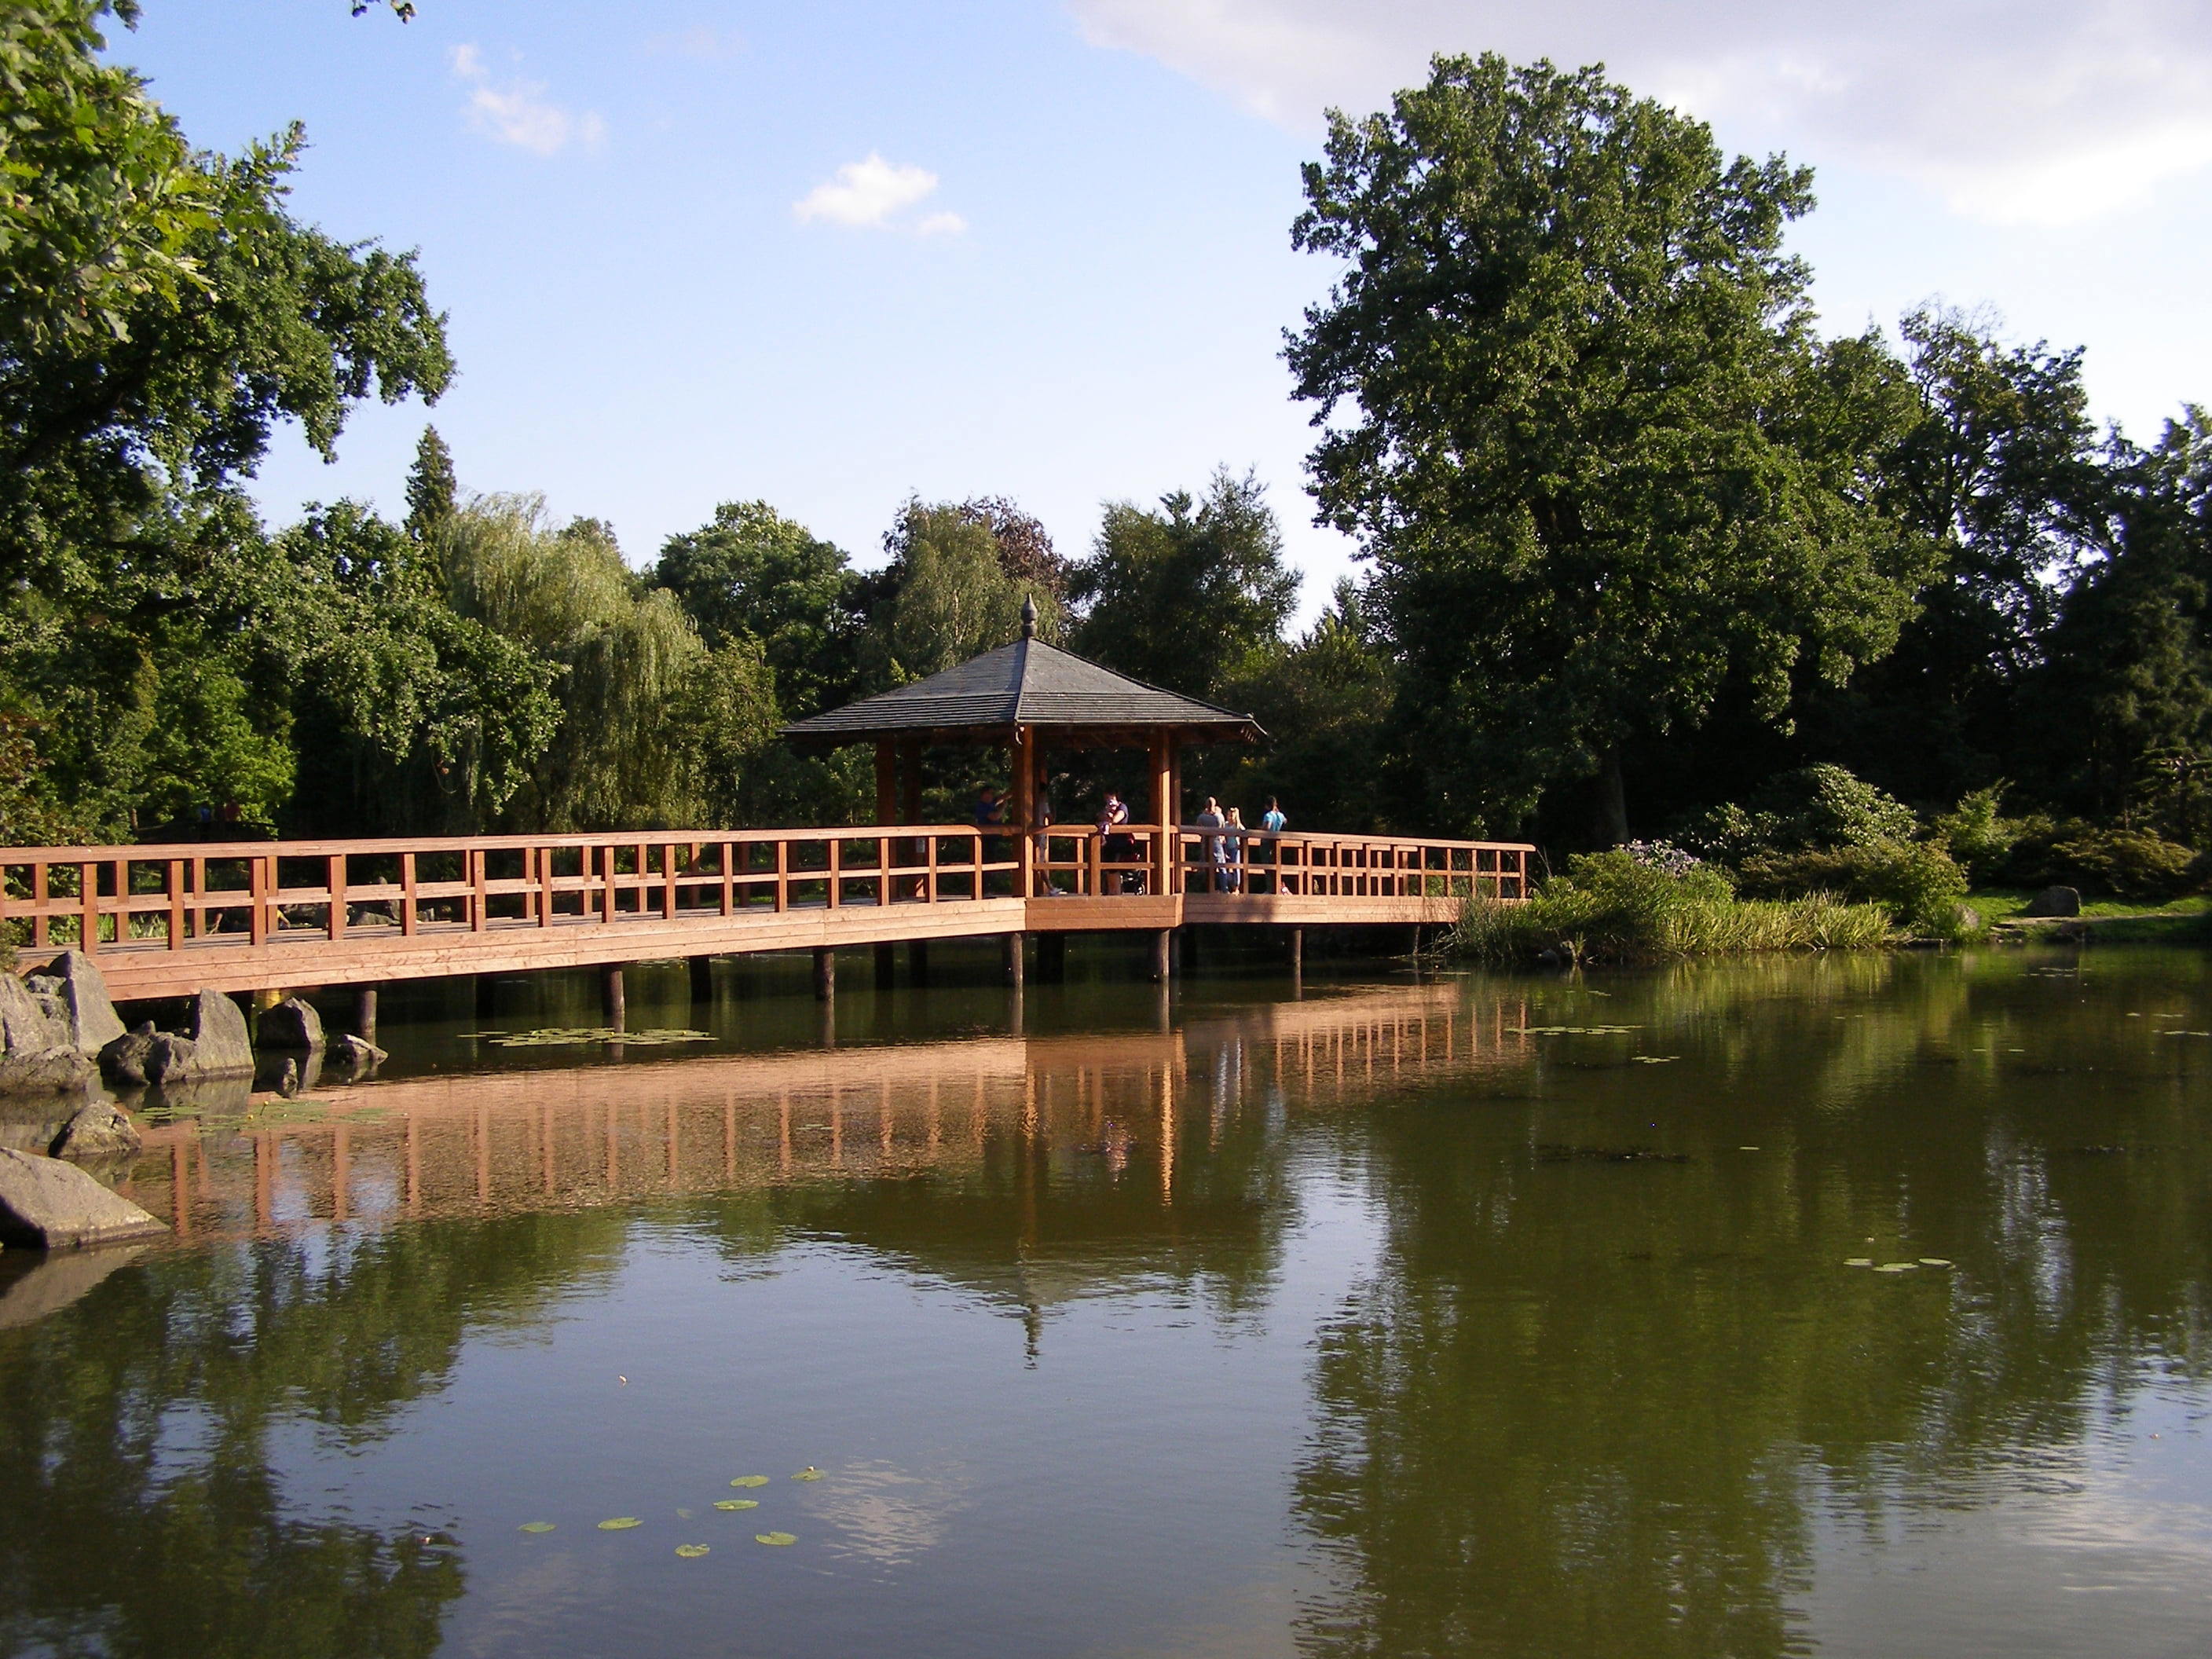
top-left (2049, 827), bottom-right (2199, 902)
top-left (1932, 786), bottom-right (2020, 882)
top-left (1737, 838), bottom-right (1968, 936)
top-left (1681, 764), bottom-right (1922, 863)
top-left (1448, 849), bottom-right (1895, 962)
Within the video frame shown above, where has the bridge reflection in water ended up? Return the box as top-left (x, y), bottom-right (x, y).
top-left (116, 983), bottom-right (1531, 1246)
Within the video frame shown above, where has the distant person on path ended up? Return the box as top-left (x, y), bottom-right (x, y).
top-left (1258, 797), bottom-right (1287, 892)
top-left (1196, 797), bottom-right (1227, 893)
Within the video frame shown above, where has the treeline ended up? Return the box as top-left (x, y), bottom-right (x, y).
top-left (5, 12), bottom-right (2212, 895)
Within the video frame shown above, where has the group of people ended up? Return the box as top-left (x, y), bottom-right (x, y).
top-left (1192, 795), bottom-right (1286, 892)
top-left (972, 783), bottom-right (1287, 894)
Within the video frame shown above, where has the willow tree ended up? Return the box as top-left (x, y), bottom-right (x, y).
top-left (438, 496), bottom-right (773, 830)
top-left (1288, 54), bottom-right (1928, 841)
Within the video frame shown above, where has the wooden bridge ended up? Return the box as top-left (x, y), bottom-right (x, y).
top-left (0, 822), bottom-right (1532, 1005)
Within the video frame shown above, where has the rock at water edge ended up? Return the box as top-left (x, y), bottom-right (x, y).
top-left (49, 1101), bottom-right (142, 1161)
top-left (255, 996), bottom-right (324, 1052)
top-left (0, 1147), bottom-right (165, 1249)
top-left (181, 990), bottom-right (254, 1077)
top-left (98, 1024), bottom-right (157, 1087)
top-left (328, 1033), bottom-right (388, 1073)
top-left (2022, 885), bottom-right (2082, 918)
top-left (29, 951), bottom-right (126, 1056)
top-left (0, 976), bottom-right (99, 1097)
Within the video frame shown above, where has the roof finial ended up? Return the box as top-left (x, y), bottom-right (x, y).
top-left (1020, 593), bottom-right (1038, 640)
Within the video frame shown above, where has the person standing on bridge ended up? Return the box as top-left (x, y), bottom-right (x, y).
top-left (1196, 797), bottom-right (1227, 892)
top-left (1258, 797), bottom-right (1287, 893)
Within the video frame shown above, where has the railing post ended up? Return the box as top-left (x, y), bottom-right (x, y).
top-left (80, 860), bottom-right (97, 952)
top-left (401, 851), bottom-right (419, 936)
top-left (827, 837), bottom-right (840, 909)
top-left (720, 841), bottom-right (734, 917)
top-left (472, 847), bottom-right (489, 932)
top-left (926, 833), bottom-right (939, 903)
top-left (167, 859), bottom-right (185, 949)
top-left (329, 852), bottom-right (347, 941)
top-left (774, 840), bottom-right (788, 913)
top-left (248, 854), bottom-right (268, 947)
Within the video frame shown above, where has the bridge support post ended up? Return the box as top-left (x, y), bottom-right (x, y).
top-left (354, 986), bottom-right (378, 1044)
top-left (1288, 925), bottom-right (1303, 976)
top-left (1149, 928), bottom-right (1171, 982)
top-left (689, 954), bottom-right (714, 1005)
top-left (812, 947), bottom-right (835, 1002)
top-left (873, 942), bottom-right (895, 989)
top-left (1002, 932), bottom-right (1024, 989)
top-left (909, 940), bottom-right (929, 985)
top-left (602, 965), bottom-right (627, 1031)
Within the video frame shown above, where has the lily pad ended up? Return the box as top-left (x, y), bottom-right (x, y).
top-left (675, 1544), bottom-right (711, 1558)
top-left (791, 1467), bottom-right (824, 1481)
top-left (597, 1517), bottom-right (643, 1531)
top-left (1918, 1257), bottom-right (1954, 1267)
top-left (755, 1531), bottom-right (798, 1547)
top-left (730, 1475), bottom-right (768, 1488)
top-left (1842, 1258), bottom-right (1873, 1268)
top-left (714, 1500), bottom-right (759, 1511)
top-left (1873, 1262), bottom-right (1917, 1274)
top-left (518, 1522), bottom-right (556, 1534)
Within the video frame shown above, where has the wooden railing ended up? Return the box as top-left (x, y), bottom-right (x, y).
top-left (0, 826), bottom-right (1529, 960)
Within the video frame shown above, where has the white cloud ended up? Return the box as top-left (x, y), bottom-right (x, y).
top-left (793, 153), bottom-right (962, 233)
top-left (1066, 0), bottom-right (2212, 225)
top-left (449, 42), bottom-right (605, 157)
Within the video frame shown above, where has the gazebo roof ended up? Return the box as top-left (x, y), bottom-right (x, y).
top-left (781, 635), bottom-right (1264, 746)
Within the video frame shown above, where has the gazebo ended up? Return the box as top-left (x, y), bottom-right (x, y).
top-left (781, 599), bottom-right (1262, 897)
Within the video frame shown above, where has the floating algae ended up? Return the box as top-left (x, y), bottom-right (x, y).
top-left (487, 1027), bottom-right (714, 1049)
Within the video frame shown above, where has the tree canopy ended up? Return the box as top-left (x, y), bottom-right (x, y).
top-left (1287, 53), bottom-right (1928, 839)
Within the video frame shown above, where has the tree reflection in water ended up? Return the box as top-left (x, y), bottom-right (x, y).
top-left (1290, 953), bottom-right (2212, 1657)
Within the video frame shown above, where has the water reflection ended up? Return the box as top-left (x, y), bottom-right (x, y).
top-left (0, 952), bottom-right (2205, 1657)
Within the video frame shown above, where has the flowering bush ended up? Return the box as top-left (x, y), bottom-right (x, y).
top-left (1621, 840), bottom-right (1705, 877)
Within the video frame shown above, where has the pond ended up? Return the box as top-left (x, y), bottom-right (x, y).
top-left (2, 943), bottom-right (2209, 1657)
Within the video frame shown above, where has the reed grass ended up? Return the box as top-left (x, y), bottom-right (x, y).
top-left (1448, 851), bottom-right (1898, 964)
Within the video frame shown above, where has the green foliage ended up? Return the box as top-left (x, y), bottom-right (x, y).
top-left (871, 500), bottom-right (1064, 683)
top-left (403, 424), bottom-right (456, 547)
top-left (1288, 53), bottom-right (1929, 837)
top-left (1685, 764), bottom-right (1922, 862)
top-left (652, 500), bottom-right (862, 716)
top-left (0, 2), bottom-right (210, 356)
top-left (1071, 469), bottom-right (1297, 701)
top-left (1448, 849), bottom-right (1895, 962)
top-left (1932, 785), bottom-right (2021, 881)
top-left (1220, 579), bottom-right (1395, 831)
top-left (1736, 840), bottom-right (1968, 936)
top-left (2045, 826), bottom-right (2199, 902)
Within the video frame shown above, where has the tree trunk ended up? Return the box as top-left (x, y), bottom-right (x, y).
top-left (1597, 745), bottom-right (1629, 847)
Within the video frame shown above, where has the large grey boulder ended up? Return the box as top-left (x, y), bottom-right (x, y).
top-left (180, 990), bottom-right (255, 1076)
top-left (2023, 885), bottom-right (2082, 918)
top-left (255, 995), bottom-right (324, 1052)
top-left (0, 975), bottom-right (98, 1097)
top-left (97, 1023), bottom-right (157, 1087)
top-left (49, 1101), bottom-right (142, 1162)
top-left (0, 1147), bottom-right (164, 1249)
top-left (24, 951), bottom-right (126, 1056)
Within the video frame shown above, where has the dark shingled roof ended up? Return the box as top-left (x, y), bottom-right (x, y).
top-left (781, 639), bottom-right (1264, 745)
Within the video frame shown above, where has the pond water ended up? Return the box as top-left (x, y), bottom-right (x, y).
top-left (2, 943), bottom-right (2210, 1658)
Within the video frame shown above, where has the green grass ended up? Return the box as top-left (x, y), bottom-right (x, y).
top-left (1447, 853), bottom-right (1898, 965)
top-left (1971, 888), bottom-right (2212, 924)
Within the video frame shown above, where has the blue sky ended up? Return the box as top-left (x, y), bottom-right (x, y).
top-left (118, 1), bottom-right (2212, 617)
